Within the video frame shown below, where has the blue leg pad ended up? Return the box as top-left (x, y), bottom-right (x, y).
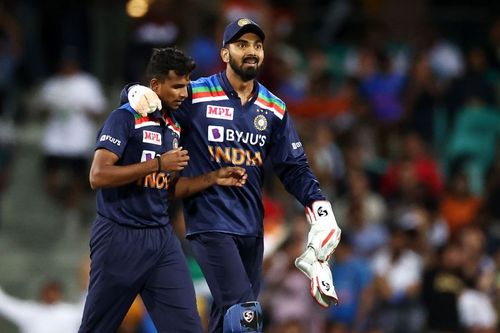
top-left (223, 301), bottom-right (263, 333)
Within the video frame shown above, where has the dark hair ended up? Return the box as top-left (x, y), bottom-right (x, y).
top-left (146, 47), bottom-right (196, 82)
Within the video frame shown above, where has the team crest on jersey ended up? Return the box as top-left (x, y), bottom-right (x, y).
top-left (253, 115), bottom-right (267, 131)
top-left (143, 130), bottom-right (162, 145)
top-left (172, 137), bottom-right (179, 148)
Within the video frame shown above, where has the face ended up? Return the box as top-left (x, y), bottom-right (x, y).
top-left (222, 32), bottom-right (264, 81)
top-left (40, 282), bottom-right (62, 304)
top-left (150, 70), bottom-right (190, 110)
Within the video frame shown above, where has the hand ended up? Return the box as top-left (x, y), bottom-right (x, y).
top-left (295, 247), bottom-right (338, 307)
top-left (159, 147), bottom-right (189, 172)
top-left (305, 200), bottom-right (341, 262)
top-left (212, 167), bottom-right (247, 187)
top-left (128, 85), bottom-right (162, 117)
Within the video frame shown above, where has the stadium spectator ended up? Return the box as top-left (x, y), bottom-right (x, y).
top-left (440, 169), bottom-right (482, 236)
top-left (0, 280), bottom-right (84, 333)
top-left (371, 224), bottom-right (425, 333)
top-left (421, 241), bottom-right (465, 332)
top-left (35, 46), bottom-right (107, 235)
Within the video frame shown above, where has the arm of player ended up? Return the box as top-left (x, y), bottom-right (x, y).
top-left (89, 147), bottom-right (189, 189)
top-left (0, 287), bottom-right (37, 325)
top-left (169, 167), bottom-right (247, 199)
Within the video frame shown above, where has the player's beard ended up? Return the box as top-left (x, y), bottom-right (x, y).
top-left (229, 54), bottom-right (260, 82)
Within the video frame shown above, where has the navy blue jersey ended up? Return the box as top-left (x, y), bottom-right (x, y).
top-left (94, 103), bottom-right (181, 227)
top-left (174, 72), bottom-right (325, 236)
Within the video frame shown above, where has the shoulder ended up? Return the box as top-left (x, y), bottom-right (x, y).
top-left (190, 74), bottom-right (227, 104)
top-left (255, 83), bottom-right (287, 120)
top-left (105, 105), bottom-right (136, 125)
top-left (190, 74), bottom-right (220, 89)
top-left (111, 105), bottom-right (136, 119)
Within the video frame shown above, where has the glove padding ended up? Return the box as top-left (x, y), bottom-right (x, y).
top-left (128, 85), bottom-right (162, 117)
top-left (306, 200), bottom-right (341, 261)
top-left (295, 247), bottom-right (338, 307)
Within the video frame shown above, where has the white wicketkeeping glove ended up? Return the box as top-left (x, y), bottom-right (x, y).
top-left (295, 247), bottom-right (338, 307)
top-left (305, 200), bottom-right (341, 262)
top-left (128, 84), bottom-right (162, 117)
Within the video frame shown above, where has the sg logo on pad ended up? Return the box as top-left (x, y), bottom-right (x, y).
top-left (208, 125), bottom-right (224, 142)
top-left (242, 310), bottom-right (255, 323)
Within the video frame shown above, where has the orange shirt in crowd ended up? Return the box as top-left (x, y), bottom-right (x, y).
top-left (440, 196), bottom-right (482, 235)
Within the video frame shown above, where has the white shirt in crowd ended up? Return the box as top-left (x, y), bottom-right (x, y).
top-left (371, 248), bottom-right (423, 293)
top-left (458, 288), bottom-right (497, 330)
top-left (0, 287), bottom-right (84, 333)
top-left (37, 72), bottom-right (106, 157)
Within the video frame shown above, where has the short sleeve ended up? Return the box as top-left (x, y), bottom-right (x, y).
top-left (95, 108), bottom-right (134, 158)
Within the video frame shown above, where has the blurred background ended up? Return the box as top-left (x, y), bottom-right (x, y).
top-left (0, 0), bottom-right (499, 332)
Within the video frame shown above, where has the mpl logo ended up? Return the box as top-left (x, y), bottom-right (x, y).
top-left (206, 105), bottom-right (234, 120)
top-left (143, 130), bottom-right (162, 145)
top-left (208, 125), bottom-right (224, 142)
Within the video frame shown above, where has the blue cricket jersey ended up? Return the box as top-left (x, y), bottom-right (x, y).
top-left (94, 103), bottom-right (181, 227)
top-left (174, 72), bottom-right (325, 236)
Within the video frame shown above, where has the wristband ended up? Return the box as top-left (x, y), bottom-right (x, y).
top-left (156, 156), bottom-right (162, 172)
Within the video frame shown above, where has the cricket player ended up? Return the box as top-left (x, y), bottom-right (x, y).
top-left (122, 19), bottom-right (341, 333)
top-left (79, 47), bottom-right (247, 333)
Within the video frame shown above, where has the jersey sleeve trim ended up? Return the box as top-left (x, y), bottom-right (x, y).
top-left (121, 103), bottom-right (162, 129)
top-left (255, 85), bottom-right (286, 119)
top-left (191, 78), bottom-right (229, 104)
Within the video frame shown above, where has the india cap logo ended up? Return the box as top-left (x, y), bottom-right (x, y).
top-left (238, 18), bottom-right (253, 27)
top-left (254, 115), bottom-right (267, 131)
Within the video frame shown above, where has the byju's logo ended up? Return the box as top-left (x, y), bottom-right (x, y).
top-left (208, 125), bottom-right (224, 142)
top-left (140, 150), bottom-right (156, 162)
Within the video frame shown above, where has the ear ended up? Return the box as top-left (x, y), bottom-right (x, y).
top-left (150, 78), bottom-right (160, 94)
top-left (220, 48), bottom-right (229, 63)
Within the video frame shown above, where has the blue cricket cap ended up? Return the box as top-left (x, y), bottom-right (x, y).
top-left (222, 18), bottom-right (265, 47)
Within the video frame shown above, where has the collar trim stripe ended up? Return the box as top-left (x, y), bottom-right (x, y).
top-left (165, 116), bottom-right (181, 135)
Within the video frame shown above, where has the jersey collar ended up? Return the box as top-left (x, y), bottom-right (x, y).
top-left (217, 71), bottom-right (260, 104)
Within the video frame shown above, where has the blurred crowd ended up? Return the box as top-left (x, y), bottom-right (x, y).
top-left (1, 0), bottom-right (500, 332)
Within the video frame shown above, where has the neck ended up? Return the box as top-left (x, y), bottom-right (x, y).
top-left (160, 107), bottom-right (170, 118)
top-left (226, 68), bottom-right (255, 104)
